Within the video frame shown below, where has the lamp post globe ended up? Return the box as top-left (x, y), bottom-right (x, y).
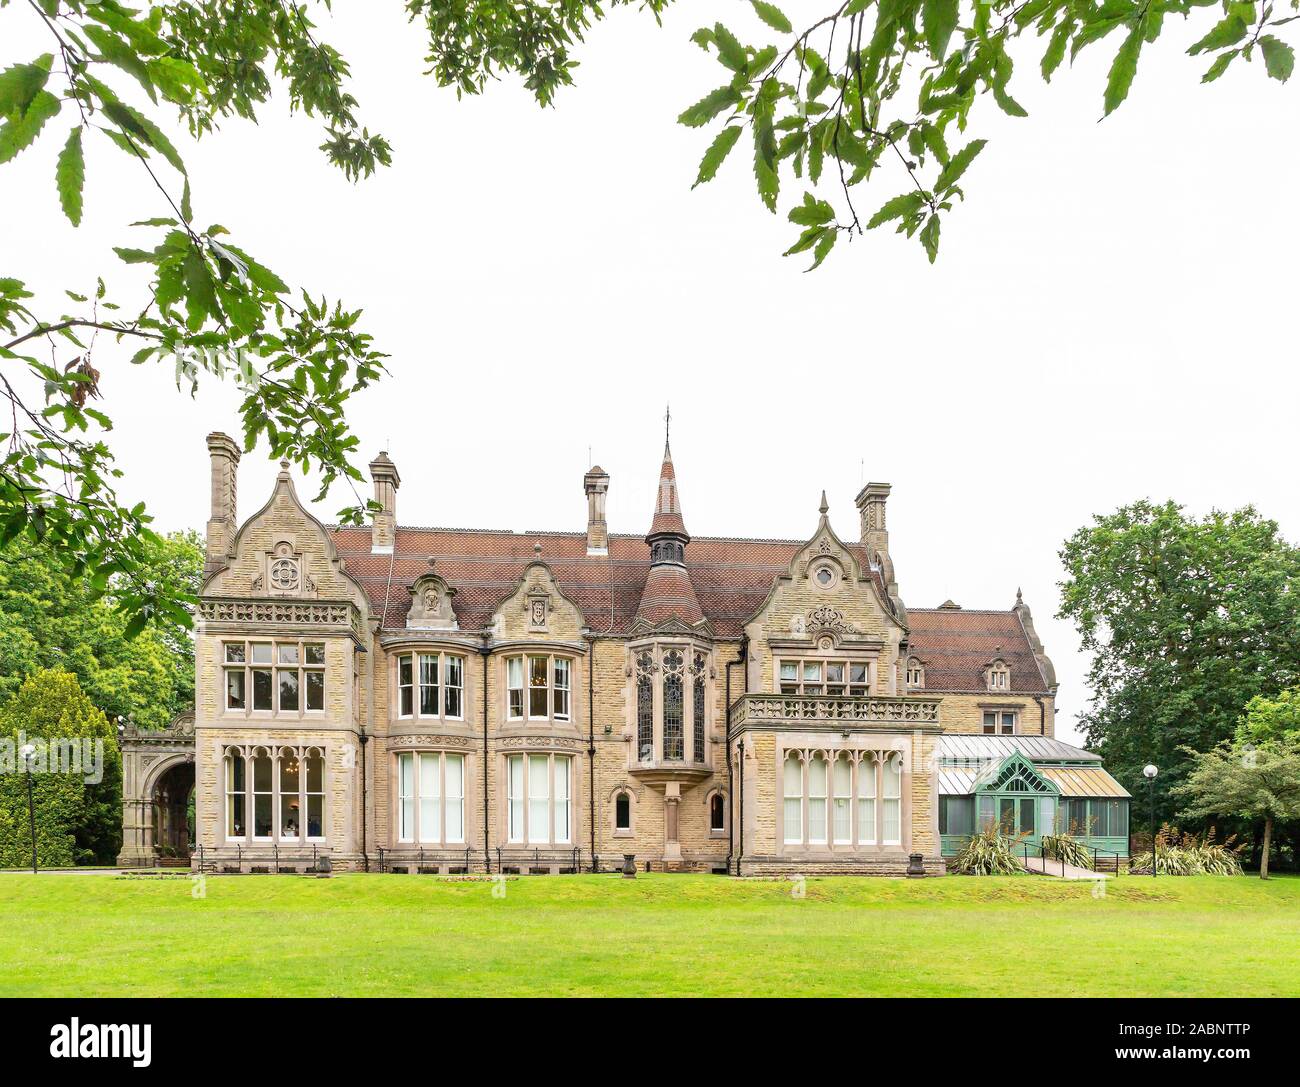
top-left (1142, 764), bottom-right (1158, 878)
top-left (18, 743), bottom-right (38, 874)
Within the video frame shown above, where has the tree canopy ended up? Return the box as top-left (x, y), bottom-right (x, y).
top-left (0, 529), bottom-right (201, 727)
top-left (2, 1), bottom-right (1292, 630)
top-left (1173, 734), bottom-right (1300, 877)
top-left (1059, 500), bottom-right (1300, 823)
top-left (0, 669), bottom-right (121, 866)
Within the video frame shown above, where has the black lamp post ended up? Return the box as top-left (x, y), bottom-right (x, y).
top-left (19, 743), bottom-right (37, 874)
top-left (1142, 763), bottom-right (1158, 878)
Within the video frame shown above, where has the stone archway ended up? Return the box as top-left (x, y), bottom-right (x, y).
top-left (117, 714), bottom-right (197, 868)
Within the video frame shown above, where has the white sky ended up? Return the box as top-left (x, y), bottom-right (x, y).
top-left (4, 3), bottom-right (1298, 745)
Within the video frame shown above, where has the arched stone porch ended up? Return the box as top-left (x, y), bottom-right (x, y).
top-left (117, 714), bottom-right (197, 868)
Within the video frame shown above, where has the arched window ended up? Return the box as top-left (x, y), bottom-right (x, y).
top-left (857, 756), bottom-right (876, 844)
top-left (833, 755), bottom-right (852, 844)
top-left (783, 755), bottom-right (803, 844)
top-left (251, 748), bottom-right (273, 839)
top-left (224, 751), bottom-right (245, 839)
top-left (709, 792), bottom-right (725, 833)
top-left (987, 659), bottom-right (1009, 691)
top-left (635, 652), bottom-right (654, 762)
top-left (615, 791), bottom-right (631, 832)
top-left (662, 650), bottom-right (684, 760)
top-left (882, 754), bottom-right (902, 845)
top-left (692, 653), bottom-right (707, 764)
top-left (905, 657), bottom-right (924, 688)
top-left (807, 755), bottom-right (828, 844)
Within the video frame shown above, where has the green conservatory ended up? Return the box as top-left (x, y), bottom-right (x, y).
top-left (936, 736), bottom-right (1131, 861)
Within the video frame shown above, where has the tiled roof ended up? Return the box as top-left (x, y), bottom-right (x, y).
top-left (328, 532), bottom-right (1047, 695)
top-left (330, 526), bottom-right (877, 639)
top-left (907, 608), bottom-right (1051, 693)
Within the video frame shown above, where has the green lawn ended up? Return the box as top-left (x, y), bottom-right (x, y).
top-left (1, 872), bottom-right (1296, 997)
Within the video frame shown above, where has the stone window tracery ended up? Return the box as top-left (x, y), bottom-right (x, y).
top-left (631, 645), bottom-right (710, 765)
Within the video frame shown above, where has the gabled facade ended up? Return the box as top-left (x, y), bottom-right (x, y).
top-left (118, 431), bottom-right (1129, 874)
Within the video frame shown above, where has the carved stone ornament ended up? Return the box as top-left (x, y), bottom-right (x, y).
top-left (525, 587), bottom-right (551, 632)
top-left (389, 735), bottom-right (473, 749)
top-left (406, 564), bottom-right (458, 630)
top-left (806, 605), bottom-right (859, 636)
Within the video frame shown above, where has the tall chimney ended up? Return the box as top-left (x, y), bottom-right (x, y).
top-left (584, 465), bottom-right (610, 555)
top-left (205, 432), bottom-right (240, 576)
top-left (855, 481), bottom-right (891, 558)
top-left (369, 451), bottom-right (400, 554)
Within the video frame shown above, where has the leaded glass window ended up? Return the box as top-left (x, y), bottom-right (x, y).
top-left (692, 653), bottom-right (707, 764)
top-left (662, 650), bottom-right (684, 760)
top-left (636, 652), bottom-right (654, 762)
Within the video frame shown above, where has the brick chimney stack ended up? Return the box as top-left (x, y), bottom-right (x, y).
top-left (584, 465), bottom-right (610, 555)
top-left (369, 451), bottom-right (400, 554)
top-left (205, 432), bottom-right (240, 577)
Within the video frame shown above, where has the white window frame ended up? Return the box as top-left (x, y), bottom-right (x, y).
top-left (395, 650), bottom-right (466, 722)
top-left (396, 751), bottom-right (465, 845)
top-left (987, 661), bottom-right (1010, 691)
top-left (982, 710), bottom-right (1018, 735)
top-left (224, 639), bottom-right (324, 717)
top-left (882, 753), bottom-right (902, 846)
top-left (504, 654), bottom-right (574, 724)
top-left (777, 657), bottom-right (872, 696)
top-left (505, 753), bottom-right (573, 844)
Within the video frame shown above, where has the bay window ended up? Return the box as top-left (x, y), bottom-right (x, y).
top-left (630, 645), bottom-right (710, 764)
top-left (395, 651), bottom-right (465, 720)
top-left (783, 750), bottom-right (904, 850)
top-left (224, 640), bottom-right (323, 715)
top-left (506, 654), bottom-right (573, 722)
top-left (226, 745), bottom-right (324, 842)
top-left (396, 751), bottom-right (465, 844)
top-left (505, 753), bottom-right (572, 844)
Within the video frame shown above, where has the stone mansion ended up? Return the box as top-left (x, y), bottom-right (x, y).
top-left (117, 432), bottom-right (1130, 875)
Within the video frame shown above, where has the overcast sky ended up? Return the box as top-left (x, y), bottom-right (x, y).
top-left (5, 3), bottom-right (1298, 744)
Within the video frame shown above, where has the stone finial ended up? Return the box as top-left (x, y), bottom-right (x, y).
top-left (534, 541), bottom-right (543, 557)
top-left (819, 490), bottom-right (829, 516)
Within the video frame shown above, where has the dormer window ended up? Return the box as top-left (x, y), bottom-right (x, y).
top-left (905, 658), bottom-right (924, 688)
top-left (987, 660), bottom-right (1009, 691)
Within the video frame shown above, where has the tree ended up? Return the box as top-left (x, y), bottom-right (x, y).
top-left (1236, 687), bottom-right (1300, 748)
top-left (1058, 501), bottom-right (1300, 822)
top-left (1, 3), bottom-right (1292, 629)
top-left (1173, 738), bottom-right (1300, 878)
top-left (0, 530), bottom-right (200, 728)
top-left (0, 669), bottom-right (121, 866)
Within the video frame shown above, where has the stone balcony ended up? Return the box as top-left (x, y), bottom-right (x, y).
top-left (727, 693), bottom-right (942, 734)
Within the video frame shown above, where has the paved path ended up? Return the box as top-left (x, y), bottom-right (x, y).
top-left (1023, 856), bottom-right (1111, 881)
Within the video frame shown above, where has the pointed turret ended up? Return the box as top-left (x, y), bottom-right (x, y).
top-left (635, 425), bottom-right (704, 629)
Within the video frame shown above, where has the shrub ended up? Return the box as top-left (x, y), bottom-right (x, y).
top-left (952, 829), bottom-right (1024, 875)
top-left (1130, 825), bottom-right (1243, 876)
top-left (1041, 833), bottom-right (1092, 868)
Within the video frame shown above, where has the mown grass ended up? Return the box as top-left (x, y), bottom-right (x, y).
top-left (0, 871), bottom-right (1295, 997)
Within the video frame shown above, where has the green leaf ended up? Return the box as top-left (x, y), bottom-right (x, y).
top-left (56, 126), bottom-right (85, 227)
top-left (1187, 15), bottom-right (1248, 55)
top-left (922, 0), bottom-right (960, 60)
top-left (1200, 48), bottom-right (1238, 83)
top-left (753, 113), bottom-right (779, 212)
top-left (867, 191), bottom-right (925, 229)
top-left (678, 85), bottom-right (742, 128)
top-left (693, 125), bottom-right (742, 187)
top-left (1042, 21), bottom-right (1074, 81)
top-left (1259, 35), bottom-right (1295, 82)
top-left (0, 55), bottom-right (53, 116)
top-left (0, 89), bottom-right (61, 165)
top-left (1104, 26), bottom-right (1143, 116)
top-left (750, 1), bottom-right (792, 33)
top-left (102, 101), bottom-right (187, 175)
top-left (920, 214), bottom-right (941, 263)
top-left (788, 192), bottom-right (835, 226)
top-left (713, 23), bottom-right (748, 72)
top-left (934, 138), bottom-right (986, 194)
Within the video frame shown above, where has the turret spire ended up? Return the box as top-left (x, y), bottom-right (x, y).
top-left (635, 419), bottom-right (704, 629)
